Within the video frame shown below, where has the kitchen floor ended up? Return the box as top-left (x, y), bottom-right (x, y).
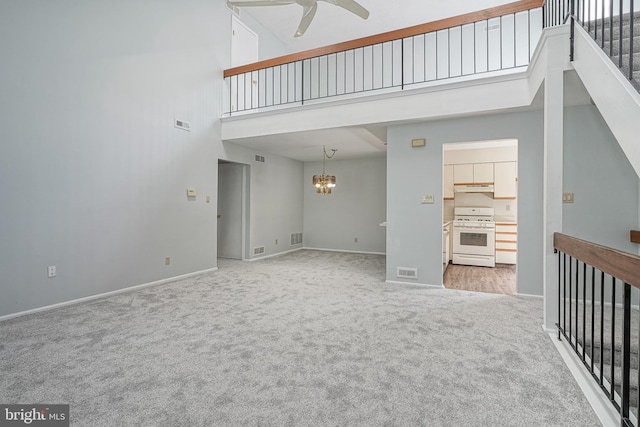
top-left (443, 263), bottom-right (516, 295)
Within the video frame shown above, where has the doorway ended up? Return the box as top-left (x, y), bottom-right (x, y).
top-left (442, 139), bottom-right (519, 295)
top-left (217, 160), bottom-right (249, 260)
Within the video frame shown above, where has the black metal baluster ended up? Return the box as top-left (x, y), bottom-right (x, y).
top-left (583, 261), bottom-right (586, 360)
top-left (618, 0), bottom-right (623, 67)
top-left (570, 0), bottom-right (576, 61)
top-left (610, 0), bottom-right (615, 58)
top-left (500, 16), bottom-right (503, 70)
top-left (575, 258), bottom-right (579, 349)
top-left (401, 39), bottom-right (405, 88)
top-left (602, 0), bottom-right (606, 48)
top-left (558, 250), bottom-right (562, 340)
top-left (569, 255), bottom-right (573, 344)
top-left (591, 266), bottom-right (595, 371)
top-left (611, 277), bottom-right (616, 400)
top-left (621, 282), bottom-right (631, 421)
top-left (600, 271), bottom-right (605, 385)
top-left (631, 0), bottom-right (635, 81)
top-left (564, 253), bottom-right (568, 334)
top-left (301, 60), bottom-right (305, 105)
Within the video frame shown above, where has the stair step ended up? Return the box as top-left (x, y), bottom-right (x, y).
top-left (600, 36), bottom-right (640, 56)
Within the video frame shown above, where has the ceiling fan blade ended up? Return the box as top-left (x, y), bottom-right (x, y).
top-left (294, 3), bottom-right (318, 37)
top-left (319, 0), bottom-right (369, 19)
top-left (228, 0), bottom-right (296, 6)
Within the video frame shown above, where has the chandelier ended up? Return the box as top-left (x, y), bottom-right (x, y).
top-left (312, 145), bottom-right (337, 195)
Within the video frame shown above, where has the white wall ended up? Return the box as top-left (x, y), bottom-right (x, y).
top-left (0, 1), bottom-right (302, 317)
top-left (563, 105), bottom-right (639, 253)
top-left (387, 110), bottom-right (543, 294)
top-left (220, 142), bottom-right (304, 259)
top-left (303, 156), bottom-right (387, 254)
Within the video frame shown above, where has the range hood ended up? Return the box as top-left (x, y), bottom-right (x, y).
top-left (454, 184), bottom-right (494, 193)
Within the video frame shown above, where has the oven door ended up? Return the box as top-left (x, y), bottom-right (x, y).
top-left (453, 226), bottom-right (495, 256)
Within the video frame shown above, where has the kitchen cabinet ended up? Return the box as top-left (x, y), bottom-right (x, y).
top-left (495, 223), bottom-right (517, 264)
top-left (494, 162), bottom-right (517, 199)
top-left (443, 165), bottom-right (454, 199)
top-left (453, 163), bottom-right (494, 184)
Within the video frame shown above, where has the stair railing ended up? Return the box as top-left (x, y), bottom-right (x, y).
top-left (554, 232), bottom-right (640, 427)
top-left (223, 0), bottom-right (544, 116)
top-left (544, 0), bottom-right (639, 88)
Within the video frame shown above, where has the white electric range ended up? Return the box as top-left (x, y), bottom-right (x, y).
top-left (452, 207), bottom-right (496, 267)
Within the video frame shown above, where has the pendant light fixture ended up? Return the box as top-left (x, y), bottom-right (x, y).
top-left (312, 145), bottom-right (337, 195)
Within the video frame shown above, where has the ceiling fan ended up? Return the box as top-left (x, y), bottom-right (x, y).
top-left (228, 0), bottom-right (370, 38)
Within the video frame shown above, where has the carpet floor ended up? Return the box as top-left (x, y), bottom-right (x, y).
top-left (0, 250), bottom-right (601, 426)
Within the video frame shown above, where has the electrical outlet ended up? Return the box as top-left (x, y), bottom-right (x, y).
top-left (563, 192), bottom-right (574, 203)
top-left (275, 239), bottom-right (278, 245)
top-left (47, 266), bottom-right (56, 278)
top-left (165, 257), bottom-right (171, 265)
top-left (206, 195), bottom-right (211, 203)
top-left (421, 194), bottom-right (434, 204)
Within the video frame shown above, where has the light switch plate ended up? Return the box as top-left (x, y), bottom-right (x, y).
top-left (421, 194), bottom-right (434, 204)
top-left (187, 188), bottom-right (197, 197)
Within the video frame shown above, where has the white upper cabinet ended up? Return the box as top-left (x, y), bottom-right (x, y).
top-left (453, 163), bottom-right (494, 184)
top-left (494, 161), bottom-right (517, 199)
top-left (473, 163), bottom-right (494, 183)
top-left (443, 165), bottom-right (454, 199)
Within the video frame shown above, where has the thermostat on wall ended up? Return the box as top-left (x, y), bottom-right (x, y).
top-left (187, 188), bottom-right (197, 197)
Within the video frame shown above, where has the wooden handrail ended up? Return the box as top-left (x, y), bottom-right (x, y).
top-left (224, 0), bottom-right (544, 78)
top-left (554, 232), bottom-right (640, 288)
top-left (632, 230), bottom-right (640, 244)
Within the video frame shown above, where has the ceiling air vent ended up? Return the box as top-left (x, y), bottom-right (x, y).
top-left (397, 267), bottom-right (418, 279)
top-left (175, 119), bottom-right (190, 131)
top-left (253, 246), bottom-right (265, 256)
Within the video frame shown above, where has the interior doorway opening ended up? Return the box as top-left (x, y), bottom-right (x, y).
top-left (441, 139), bottom-right (519, 295)
top-left (217, 160), bottom-right (250, 260)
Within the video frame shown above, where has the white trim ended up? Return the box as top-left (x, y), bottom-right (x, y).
top-left (516, 292), bottom-right (544, 299)
top-left (247, 248), bottom-right (303, 261)
top-left (303, 247), bottom-right (386, 256)
top-left (385, 280), bottom-right (443, 289)
top-left (0, 268), bottom-right (218, 323)
top-left (549, 332), bottom-right (619, 427)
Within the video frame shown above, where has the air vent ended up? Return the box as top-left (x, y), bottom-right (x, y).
top-left (255, 155), bottom-right (265, 163)
top-left (397, 267), bottom-right (418, 279)
top-left (175, 119), bottom-right (190, 131)
top-left (253, 246), bottom-right (265, 255)
top-left (226, 1), bottom-right (240, 16)
top-left (290, 232), bottom-right (302, 246)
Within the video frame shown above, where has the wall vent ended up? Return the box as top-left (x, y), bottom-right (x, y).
top-left (255, 155), bottom-right (265, 163)
top-left (226, 1), bottom-right (241, 16)
top-left (174, 119), bottom-right (191, 131)
top-left (397, 267), bottom-right (418, 279)
top-left (290, 232), bottom-right (303, 246)
top-left (253, 246), bottom-right (265, 255)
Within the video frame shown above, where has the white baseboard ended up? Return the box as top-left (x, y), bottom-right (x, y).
top-left (385, 280), bottom-right (444, 289)
top-left (549, 332), bottom-right (619, 427)
top-left (516, 292), bottom-right (544, 299)
top-left (247, 248), bottom-right (303, 261)
top-left (303, 247), bottom-right (386, 256)
top-left (0, 267), bottom-right (218, 323)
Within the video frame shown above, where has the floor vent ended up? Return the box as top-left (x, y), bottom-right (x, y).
top-left (255, 155), bottom-right (265, 163)
top-left (174, 119), bottom-right (190, 131)
top-left (397, 267), bottom-right (418, 279)
top-left (253, 246), bottom-right (265, 256)
top-left (290, 232), bottom-right (302, 246)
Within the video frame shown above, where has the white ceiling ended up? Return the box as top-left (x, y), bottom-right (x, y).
top-left (241, 0), bottom-right (516, 52)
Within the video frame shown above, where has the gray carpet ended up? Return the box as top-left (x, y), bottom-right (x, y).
top-left (0, 250), bottom-right (601, 426)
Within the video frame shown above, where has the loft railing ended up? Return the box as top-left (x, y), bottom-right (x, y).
top-left (554, 233), bottom-right (640, 427)
top-left (223, 0), bottom-right (544, 116)
top-left (544, 0), bottom-right (640, 89)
